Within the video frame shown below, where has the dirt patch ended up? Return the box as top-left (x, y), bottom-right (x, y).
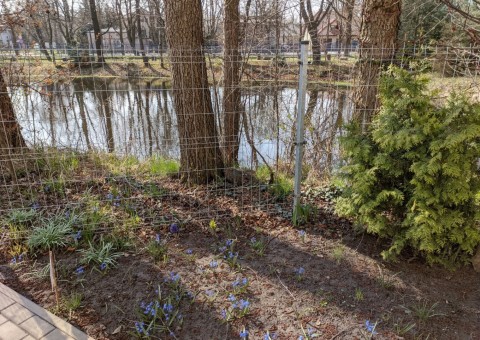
top-left (0, 159), bottom-right (479, 339)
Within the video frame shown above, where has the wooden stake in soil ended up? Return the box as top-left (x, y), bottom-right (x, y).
top-left (49, 250), bottom-right (60, 307)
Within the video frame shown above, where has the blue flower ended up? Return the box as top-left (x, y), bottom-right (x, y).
top-left (307, 327), bottom-right (315, 336)
top-left (219, 246), bottom-right (227, 253)
top-left (75, 266), bottom-right (85, 275)
top-left (228, 294), bottom-right (236, 302)
top-left (298, 336), bottom-right (304, 340)
top-left (295, 267), bottom-right (305, 275)
top-left (10, 257), bottom-right (16, 265)
top-left (210, 260), bottom-right (218, 268)
top-left (163, 303), bottom-right (173, 313)
top-left (155, 234), bottom-right (161, 243)
top-left (221, 309), bottom-right (227, 319)
top-left (205, 290), bottom-right (215, 297)
top-left (31, 202), bottom-right (40, 210)
top-left (226, 239), bottom-right (233, 247)
top-left (298, 230), bottom-right (306, 237)
top-left (165, 272), bottom-right (180, 283)
top-left (134, 321), bottom-right (144, 333)
top-left (238, 299), bottom-right (250, 310)
top-left (240, 329), bottom-right (248, 338)
top-left (365, 320), bottom-right (378, 335)
top-left (185, 248), bottom-right (193, 254)
top-left (169, 223), bottom-right (180, 234)
top-left (99, 262), bottom-right (107, 271)
top-left (250, 237), bottom-right (257, 244)
top-left (73, 230), bottom-right (82, 241)
top-left (264, 332), bottom-right (277, 340)
top-left (106, 193), bottom-right (114, 200)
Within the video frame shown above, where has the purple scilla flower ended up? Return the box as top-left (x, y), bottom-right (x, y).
top-left (169, 223), bottom-right (180, 234)
top-left (307, 327), bottom-right (315, 336)
top-left (298, 230), bottom-right (306, 237)
top-left (225, 239), bottom-right (233, 247)
top-left (73, 230), bottom-right (82, 241)
top-left (298, 336), bottom-right (304, 340)
top-left (106, 193), bottom-right (114, 200)
top-left (238, 299), bottom-right (250, 310)
top-left (295, 267), bottom-right (305, 275)
top-left (31, 202), bottom-right (40, 210)
top-left (209, 260), bottom-right (218, 268)
top-left (221, 309), bottom-right (227, 319)
top-left (185, 248), bottom-right (193, 254)
top-left (165, 272), bottom-right (180, 282)
top-left (163, 303), bottom-right (173, 313)
top-left (264, 332), bottom-right (277, 340)
top-left (219, 246), bottom-right (227, 253)
top-left (155, 234), bottom-right (161, 243)
top-left (135, 321), bottom-right (144, 333)
top-left (240, 329), bottom-right (248, 338)
top-left (18, 254), bottom-right (24, 261)
top-left (228, 294), bottom-right (236, 302)
top-left (65, 210), bottom-right (71, 218)
top-left (250, 237), bottom-right (257, 244)
top-left (365, 320), bottom-right (378, 335)
top-left (75, 266), bottom-right (85, 275)
top-left (10, 257), bottom-right (17, 265)
top-left (205, 290), bottom-right (214, 297)
top-left (99, 262), bottom-right (107, 271)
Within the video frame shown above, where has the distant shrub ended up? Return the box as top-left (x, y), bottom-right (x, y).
top-left (336, 66), bottom-right (480, 267)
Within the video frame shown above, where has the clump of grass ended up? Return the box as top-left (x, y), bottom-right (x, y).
top-left (331, 245), bottom-right (345, 264)
top-left (293, 204), bottom-right (317, 226)
top-left (36, 150), bottom-right (80, 177)
top-left (64, 292), bottom-right (83, 313)
top-left (255, 165), bottom-right (293, 200)
top-left (27, 219), bottom-right (73, 251)
top-left (354, 287), bottom-right (364, 302)
top-left (4, 209), bottom-right (37, 227)
top-left (249, 236), bottom-right (267, 256)
top-left (147, 234), bottom-right (168, 263)
top-left (146, 157), bottom-right (180, 177)
top-left (376, 265), bottom-right (400, 290)
top-left (79, 241), bottom-right (122, 270)
top-left (405, 301), bottom-right (443, 322)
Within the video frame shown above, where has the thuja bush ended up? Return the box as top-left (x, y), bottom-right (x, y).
top-left (336, 66), bottom-right (480, 267)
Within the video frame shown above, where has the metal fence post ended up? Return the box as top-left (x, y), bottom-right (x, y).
top-left (293, 40), bottom-right (309, 211)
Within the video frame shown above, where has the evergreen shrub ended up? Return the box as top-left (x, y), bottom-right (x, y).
top-left (336, 66), bottom-right (480, 267)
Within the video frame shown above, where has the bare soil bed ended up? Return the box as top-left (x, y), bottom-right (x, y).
top-left (0, 155), bottom-right (479, 340)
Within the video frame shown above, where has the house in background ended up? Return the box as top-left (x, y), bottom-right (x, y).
top-left (0, 25), bottom-right (13, 48)
top-left (317, 14), bottom-right (360, 52)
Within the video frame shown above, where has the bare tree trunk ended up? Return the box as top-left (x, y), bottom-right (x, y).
top-left (300, 0), bottom-right (333, 65)
top-left (0, 69), bottom-right (26, 151)
top-left (223, 0), bottom-right (242, 166)
top-left (164, 0), bottom-right (224, 184)
top-left (136, 0), bottom-right (149, 66)
top-left (33, 24), bottom-right (53, 62)
top-left (10, 28), bottom-right (20, 57)
top-left (343, 0), bottom-right (355, 56)
top-left (353, 0), bottom-right (401, 125)
top-left (0, 68), bottom-right (27, 177)
top-left (89, 0), bottom-right (105, 63)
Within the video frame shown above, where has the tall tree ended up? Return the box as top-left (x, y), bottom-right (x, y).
top-left (300, 0), bottom-right (333, 65)
top-left (352, 0), bottom-right (402, 124)
top-left (135, 0), bottom-right (149, 66)
top-left (342, 0), bottom-right (355, 56)
top-left (0, 68), bottom-right (27, 174)
top-left (164, 0), bottom-right (224, 184)
top-left (223, 0), bottom-right (242, 166)
top-left (88, 0), bottom-right (105, 63)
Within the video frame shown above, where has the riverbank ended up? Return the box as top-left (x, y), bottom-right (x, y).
top-left (0, 55), bottom-right (356, 88)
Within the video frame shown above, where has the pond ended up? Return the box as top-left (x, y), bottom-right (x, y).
top-left (11, 79), bottom-right (352, 175)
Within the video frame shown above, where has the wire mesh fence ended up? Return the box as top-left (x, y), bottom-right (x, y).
top-left (0, 43), bottom-right (479, 245)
